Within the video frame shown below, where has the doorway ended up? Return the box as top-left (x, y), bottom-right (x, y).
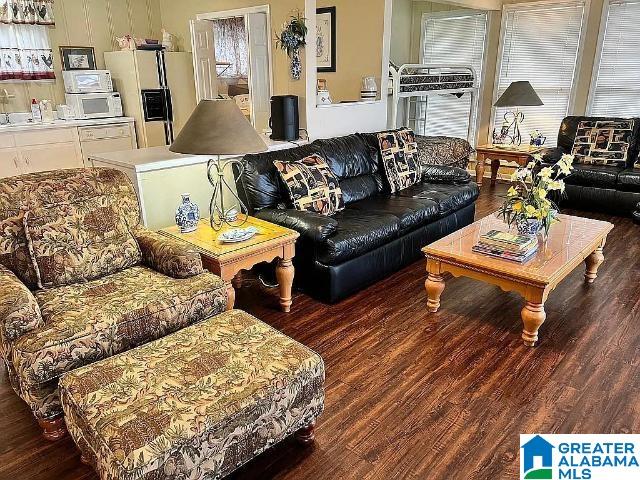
top-left (191, 6), bottom-right (273, 133)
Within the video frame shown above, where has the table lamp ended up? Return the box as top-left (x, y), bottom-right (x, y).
top-left (493, 81), bottom-right (543, 146)
top-left (170, 99), bottom-right (267, 230)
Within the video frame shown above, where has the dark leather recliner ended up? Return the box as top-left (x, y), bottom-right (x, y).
top-left (236, 132), bottom-right (479, 303)
top-left (540, 116), bottom-right (640, 221)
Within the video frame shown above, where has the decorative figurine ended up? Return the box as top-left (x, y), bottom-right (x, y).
top-left (175, 193), bottom-right (200, 233)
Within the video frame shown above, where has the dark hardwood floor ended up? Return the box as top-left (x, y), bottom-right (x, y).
top-left (1, 183), bottom-right (639, 480)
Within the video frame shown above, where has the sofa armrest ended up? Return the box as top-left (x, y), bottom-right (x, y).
top-left (421, 165), bottom-right (472, 185)
top-left (415, 135), bottom-right (473, 169)
top-left (133, 228), bottom-right (204, 279)
top-left (255, 209), bottom-right (338, 243)
top-left (0, 265), bottom-right (43, 349)
top-left (537, 146), bottom-right (569, 165)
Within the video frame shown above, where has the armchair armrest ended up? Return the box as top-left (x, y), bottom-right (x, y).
top-left (421, 165), bottom-right (472, 185)
top-left (0, 265), bottom-right (43, 349)
top-left (255, 209), bottom-right (338, 243)
top-left (415, 135), bottom-right (473, 169)
top-left (133, 228), bottom-right (204, 279)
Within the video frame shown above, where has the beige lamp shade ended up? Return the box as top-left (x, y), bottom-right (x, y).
top-left (494, 81), bottom-right (544, 108)
top-left (169, 99), bottom-right (268, 155)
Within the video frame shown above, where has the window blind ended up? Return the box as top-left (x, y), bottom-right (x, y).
top-left (589, 0), bottom-right (640, 116)
top-left (417, 11), bottom-right (487, 140)
top-left (493, 2), bottom-right (585, 146)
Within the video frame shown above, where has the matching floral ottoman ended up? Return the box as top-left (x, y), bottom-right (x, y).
top-left (59, 309), bottom-right (325, 480)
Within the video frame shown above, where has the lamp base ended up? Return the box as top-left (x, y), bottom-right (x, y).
top-left (493, 109), bottom-right (525, 146)
top-left (207, 157), bottom-right (249, 231)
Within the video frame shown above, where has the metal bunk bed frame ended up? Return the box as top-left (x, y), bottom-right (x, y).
top-left (389, 64), bottom-right (479, 143)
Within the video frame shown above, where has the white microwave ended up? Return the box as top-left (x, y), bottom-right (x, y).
top-left (63, 70), bottom-right (113, 93)
top-left (65, 93), bottom-right (123, 119)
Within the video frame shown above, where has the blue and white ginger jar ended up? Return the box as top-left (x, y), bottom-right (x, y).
top-left (175, 193), bottom-right (199, 233)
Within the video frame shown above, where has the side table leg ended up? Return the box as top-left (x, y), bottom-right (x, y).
top-left (225, 281), bottom-right (235, 311)
top-left (585, 239), bottom-right (605, 283)
top-left (475, 153), bottom-right (486, 185)
top-left (521, 301), bottom-right (546, 347)
top-left (276, 258), bottom-right (294, 312)
top-left (490, 158), bottom-right (501, 186)
top-left (425, 273), bottom-right (445, 313)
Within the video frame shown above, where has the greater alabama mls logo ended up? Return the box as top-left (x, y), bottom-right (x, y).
top-left (520, 434), bottom-right (640, 480)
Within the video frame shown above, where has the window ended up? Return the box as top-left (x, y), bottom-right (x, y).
top-left (589, 0), bottom-right (640, 116)
top-left (493, 1), bottom-right (586, 146)
top-left (418, 11), bottom-right (487, 140)
top-left (0, 0), bottom-right (55, 81)
top-left (212, 17), bottom-right (249, 78)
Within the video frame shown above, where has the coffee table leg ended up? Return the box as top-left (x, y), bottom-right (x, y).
top-left (585, 239), bottom-right (605, 283)
top-left (225, 282), bottom-right (235, 311)
top-left (521, 301), bottom-right (546, 347)
top-left (425, 273), bottom-right (445, 313)
top-left (475, 153), bottom-right (486, 185)
top-left (276, 258), bottom-right (294, 312)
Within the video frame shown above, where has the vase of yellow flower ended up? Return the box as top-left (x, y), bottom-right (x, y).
top-left (501, 153), bottom-right (574, 237)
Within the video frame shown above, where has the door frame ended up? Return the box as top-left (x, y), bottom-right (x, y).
top-left (195, 5), bottom-right (274, 124)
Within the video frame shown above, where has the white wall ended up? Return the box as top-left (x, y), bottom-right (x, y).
top-left (304, 0), bottom-right (393, 139)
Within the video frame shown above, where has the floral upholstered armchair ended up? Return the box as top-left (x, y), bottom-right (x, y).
top-left (0, 168), bottom-right (227, 440)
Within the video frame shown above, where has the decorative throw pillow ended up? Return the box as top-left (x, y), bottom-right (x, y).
top-left (377, 128), bottom-right (420, 193)
top-left (273, 154), bottom-right (345, 216)
top-left (571, 120), bottom-right (635, 167)
top-left (23, 195), bottom-right (141, 289)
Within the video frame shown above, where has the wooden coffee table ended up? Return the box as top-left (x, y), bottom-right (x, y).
top-left (161, 216), bottom-right (299, 312)
top-left (475, 144), bottom-right (543, 186)
top-left (422, 213), bottom-right (614, 346)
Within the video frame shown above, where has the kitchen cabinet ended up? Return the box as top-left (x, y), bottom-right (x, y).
top-left (0, 118), bottom-right (136, 178)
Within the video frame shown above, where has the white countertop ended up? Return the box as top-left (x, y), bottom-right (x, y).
top-left (0, 117), bottom-right (135, 133)
top-left (89, 136), bottom-right (309, 173)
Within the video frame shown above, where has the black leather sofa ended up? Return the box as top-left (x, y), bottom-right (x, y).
top-left (540, 116), bottom-right (640, 221)
top-left (236, 132), bottom-right (479, 303)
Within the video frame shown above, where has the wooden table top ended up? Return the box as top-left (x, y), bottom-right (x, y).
top-left (160, 215), bottom-right (299, 261)
top-left (476, 144), bottom-right (543, 155)
top-left (423, 213), bottom-right (613, 286)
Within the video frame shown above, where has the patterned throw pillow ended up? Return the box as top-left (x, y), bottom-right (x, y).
top-left (377, 128), bottom-right (420, 193)
top-left (23, 195), bottom-right (141, 289)
top-left (571, 120), bottom-right (635, 167)
top-left (273, 154), bottom-right (345, 216)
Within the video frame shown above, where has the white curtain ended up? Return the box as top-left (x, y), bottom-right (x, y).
top-left (213, 17), bottom-right (249, 78)
top-left (0, 0), bottom-right (55, 25)
top-left (0, 24), bottom-right (55, 80)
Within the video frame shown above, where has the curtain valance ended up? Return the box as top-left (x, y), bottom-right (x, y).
top-left (0, 0), bottom-right (55, 26)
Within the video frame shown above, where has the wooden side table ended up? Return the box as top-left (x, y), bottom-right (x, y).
top-left (475, 144), bottom-right (542, 186)
top-left (160, 216), bottom-right (300, 312)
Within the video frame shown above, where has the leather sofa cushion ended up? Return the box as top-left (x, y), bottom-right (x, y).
top-left (314, 134), bottom-right (379, 179)
top-left (618, 169), bottom-right (640, 193)
top-left (239, 144), bottom-right (322, 212)
top-left (397, 182), bottom-right (480, 217)
top-left (317, 210), bottom-right (399, 265)
top-left (339, 173), bottom-right (384, 204)
top-left (564, 164), bottom-right (623, 188)
top-left (346, 196), bottom-right (440, 232)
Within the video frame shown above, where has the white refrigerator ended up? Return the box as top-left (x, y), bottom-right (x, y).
top-left (105, 50), bottom-right (197, 148)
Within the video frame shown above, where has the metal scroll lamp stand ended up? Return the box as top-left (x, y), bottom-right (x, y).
top-left (170, 99), bottom-right (268, 231)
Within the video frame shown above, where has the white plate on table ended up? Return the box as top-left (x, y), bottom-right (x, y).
top-left (219, 227), bottom-right (258, 243)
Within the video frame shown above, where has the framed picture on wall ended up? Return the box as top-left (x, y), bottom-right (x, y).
top-left (59, 46), bottom-right (96, 71)
top-left (316, 7), bottom-right (336, 72)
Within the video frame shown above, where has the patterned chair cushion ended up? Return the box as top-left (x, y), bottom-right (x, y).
top-left (59, 310), bottom-right (325, 480)
top-left (274, 154), bottom-right (345, 215)
top-left (23, 195), bottom-right (141, 289)
top-left (12, 266), bottom-right (227, 399)
top-left (415, 135), bottom-right (473, 170)
top-left (571, 119), bottom-right (635, 167)
top-left (377, 128), bottom-right (420, 193)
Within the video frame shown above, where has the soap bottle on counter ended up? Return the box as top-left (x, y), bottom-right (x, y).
top-left (40, 100), bottom-right (55, 123)
top-left (31, 98), bottom-right (42, 123)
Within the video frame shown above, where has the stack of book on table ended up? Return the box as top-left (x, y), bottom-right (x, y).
top-left (472, 230), bottom-right (538, 263)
